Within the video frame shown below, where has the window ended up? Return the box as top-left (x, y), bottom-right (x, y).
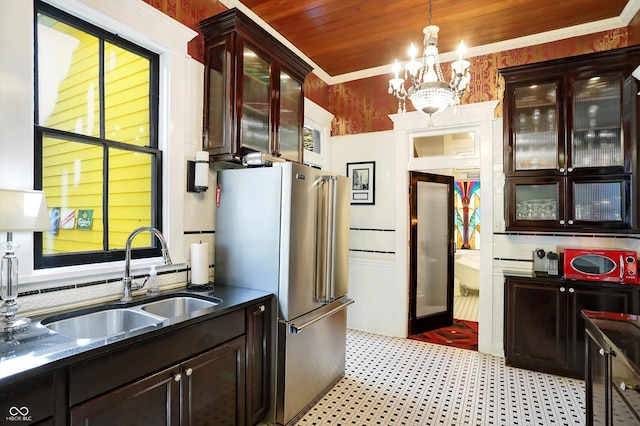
top-left (34, 2), bottom-right (161, 268)
top-left (303, 122), bottom-right (324, 169)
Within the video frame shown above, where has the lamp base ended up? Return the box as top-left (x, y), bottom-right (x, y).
top-left (0, 316), bottom-right (31, 333)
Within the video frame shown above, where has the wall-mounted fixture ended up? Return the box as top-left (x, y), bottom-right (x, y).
top-left (0, 188), bottom-right (50, 332)
top-left (187, 151), bottom-right (209, 193)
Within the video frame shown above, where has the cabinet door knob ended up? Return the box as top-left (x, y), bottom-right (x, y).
top-left (185, 368), bottom-right (193, 376)
top-left (568, 220), bottom-right (574, 225)
top-left (621, 381), bottom-right (627, 391)
top-left (560, 287), bottom-right (566, 292)
top-left (567, 167), bottom-right (573, 173)
top-left (259, 305), bottom-right (265, 312)
top-left (599, 348), bottom-right (605, 356)
top-left (174, 373), bottom-right (182, 382)
top-left (569, 288), bottom-right (575, 293)
top-left (560, 220), bottom-right (565, 225)
top-left (559, 167), bottom-right (565, 173)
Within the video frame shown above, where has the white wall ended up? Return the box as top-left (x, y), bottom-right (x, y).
top-left (329, 131), bottom-right (403, 336)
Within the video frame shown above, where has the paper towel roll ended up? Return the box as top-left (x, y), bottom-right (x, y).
top-left (190, 242), bottom-right (209, 285)
top-left (194, 150), bottom-right (209, 190)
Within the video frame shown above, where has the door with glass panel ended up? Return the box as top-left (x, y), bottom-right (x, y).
top-left (409, 172), bottom-right (454, 335)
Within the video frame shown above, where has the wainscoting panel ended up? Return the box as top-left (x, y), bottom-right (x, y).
top-left (347, 252), bottom-right (401, 337)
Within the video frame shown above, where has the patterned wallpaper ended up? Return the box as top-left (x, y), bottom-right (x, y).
top-left (143, 1), bottom-right (635, 137)
top-left (329, 28), bottom-right (629, 136)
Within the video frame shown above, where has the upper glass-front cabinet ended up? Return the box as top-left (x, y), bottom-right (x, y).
top-left (571, 74), bottom-right (623, 170)
top-left (501, 46), bottom-right (640, 233)
top-left (512, 81), bottom-right (561, 172)
top-left (200, 8), bottom-right (312, 163)
top-left (508, 74), bottom-right (625, 176)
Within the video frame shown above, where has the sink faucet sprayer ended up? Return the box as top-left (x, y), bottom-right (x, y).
top-left (122, 227), bottom-right (172, 302)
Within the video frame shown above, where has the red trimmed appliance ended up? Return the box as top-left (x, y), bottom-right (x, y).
top-left (560, 247), bottom-right (638, 284)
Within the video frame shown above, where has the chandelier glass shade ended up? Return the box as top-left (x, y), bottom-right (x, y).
top-left (388, 1), bottom-right (471, 124)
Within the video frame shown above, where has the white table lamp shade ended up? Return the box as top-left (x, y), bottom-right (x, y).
top-left (0, 189), bottom-right (50, 232)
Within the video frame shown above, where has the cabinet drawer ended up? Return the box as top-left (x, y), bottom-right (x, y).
top-left (69, 309), bottom-right (245, 406)
top-left (0, 371), bottom-right (55, 424)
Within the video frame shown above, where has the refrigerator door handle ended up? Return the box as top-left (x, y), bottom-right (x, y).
top-left (326, 176), bottom-right (338, 302)
top-left (287, 298), bottom-right (354, 334)
top-left (315, 175), bottom-right (338, 303)
top-left (314, 177), bottom-right (326, 302)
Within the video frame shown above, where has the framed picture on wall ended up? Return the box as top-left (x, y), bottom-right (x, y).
top-left (346, 161), bottom-right (375, 205)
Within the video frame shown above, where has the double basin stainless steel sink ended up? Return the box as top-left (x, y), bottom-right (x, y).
top-left (42, 295), bottom-right (221, 340)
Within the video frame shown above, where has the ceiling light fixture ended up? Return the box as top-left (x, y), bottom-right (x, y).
top-left (388, 0), bottom-right (471, 125)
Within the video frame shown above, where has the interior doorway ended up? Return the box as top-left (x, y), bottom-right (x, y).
top-left (410, 131), bottom-right (481, 324)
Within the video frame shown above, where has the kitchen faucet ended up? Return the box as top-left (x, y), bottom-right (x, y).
top-left (121, 227), bottom-right (172, 302)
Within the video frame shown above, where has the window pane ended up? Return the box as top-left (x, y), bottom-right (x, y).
top-left (105, 43), bottom-right (150, 147)
top-left (303, 125), bottom-right (321, 154)
top-left (108, 149), bottom-right (153, 249)
top-left (37, 14), bottom-right (99, 136)
top-left (42, 136), bottom-right (104, 254)
top-left (412, 132), bottom-right (475, 157)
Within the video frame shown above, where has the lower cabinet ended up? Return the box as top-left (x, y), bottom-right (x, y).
top-left (505, 276), bottom-right (638, 378)
top-left (61, 295), bottom-right (273, 426)
top-left (585, 317), bottom-right (640, 425)
top-left (69, 336), bottom-right (246, 425)
top-left (0, 370), bottom-right (59, 425)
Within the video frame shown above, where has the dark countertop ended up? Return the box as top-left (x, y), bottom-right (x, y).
top-left (0, 284), bottom-right (271, 385)
top-left (583, 310), bottom-right (640, 378)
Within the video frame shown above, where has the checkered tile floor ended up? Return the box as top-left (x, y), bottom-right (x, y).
top-left (295, 329), bottom-right (585, 425)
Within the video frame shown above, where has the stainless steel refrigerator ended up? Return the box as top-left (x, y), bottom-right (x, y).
top-left (214, 161), bottom-right (353, 426)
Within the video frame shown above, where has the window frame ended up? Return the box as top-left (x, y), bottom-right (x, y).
top-left (33, 1), bottom-right (162, 269)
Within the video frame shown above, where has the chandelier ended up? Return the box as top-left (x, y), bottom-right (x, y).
top-left (388, 0), bottom-right (471, 124)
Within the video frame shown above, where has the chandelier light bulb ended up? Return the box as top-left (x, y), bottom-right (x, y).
top-left (393, 60), bottom-right (401, 79)
top-left (457, 41), bottom-right (466, 61)
top-left (408, 43), bottom-right (417, 61)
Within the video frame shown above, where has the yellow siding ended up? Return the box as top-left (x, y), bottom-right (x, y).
top-left (40, 20), bottom-right (153, 256)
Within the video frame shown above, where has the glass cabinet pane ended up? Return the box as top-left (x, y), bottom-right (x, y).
top-left (278, 71), bottom-right (302, 161)
top-left (572, 180), bottom-right (624, 222)
top-left (572, 74), bottom-right (622, 169)
top-left (241, 47), bottom-right (271, 153)
top-left (514, 183), bottom-right (559, 221)
top-left (513, 83), bottom-right (559, 171)
top-left (205, 43), bottom-right (226, 150)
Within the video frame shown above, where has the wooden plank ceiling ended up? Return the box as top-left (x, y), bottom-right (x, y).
top-left (238, 0), bottom-right (630, 77)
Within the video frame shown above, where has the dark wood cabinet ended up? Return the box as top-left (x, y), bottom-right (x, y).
top-left (505, 275), bottom-right (638, 378)
top-left (501, 46), bottom-right (640, 233)
top-left (69, 337), bottom-right (246, 426)
top-left (0, 370), bottom-right (59, 425)
top-left (245, 301), bottom-right (272, 425)
top-left (199, 8), bottom-right (313, 164)
top-left (182, 336), bottom-right (246, 426)
top-left (585, 313), bottom-right (640, 425)
top-left (69, 365), bottom-right (182, 425)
